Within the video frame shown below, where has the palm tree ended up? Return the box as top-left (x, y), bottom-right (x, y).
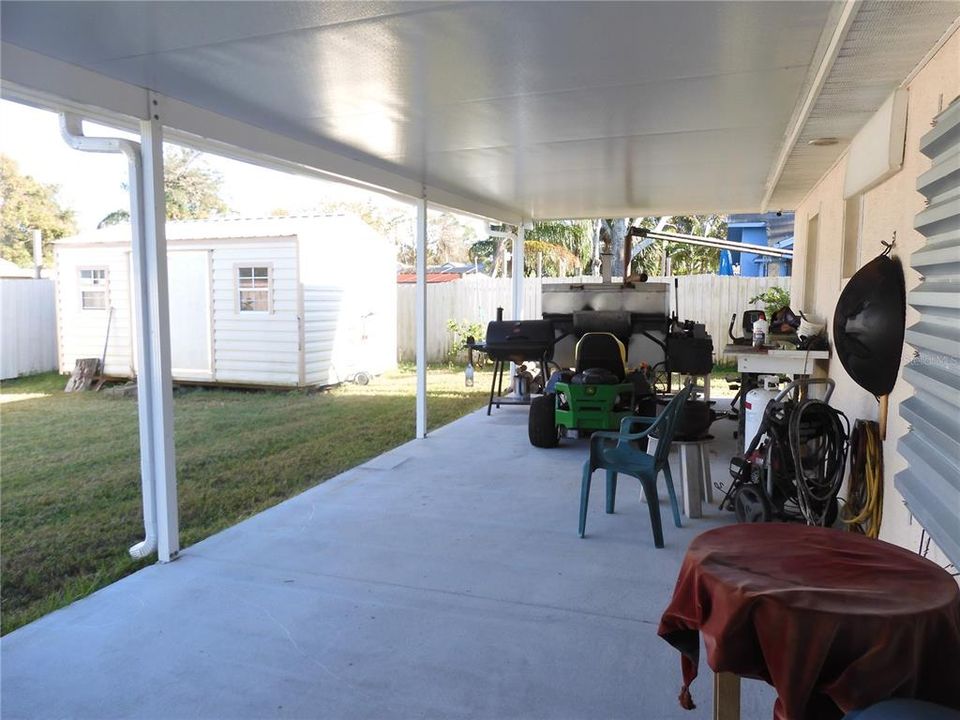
top-left (630, 214), bottom-right (727, 275)
top-left (473, 216), bottom-right (726, 277)
top-left (522, 220), bottom-right (592, 276)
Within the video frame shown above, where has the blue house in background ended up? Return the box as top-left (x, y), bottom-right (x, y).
top-left (720, 212), bottom-right (794, 277)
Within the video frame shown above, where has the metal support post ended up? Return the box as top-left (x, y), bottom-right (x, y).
top-left (140, 100), bottom-right (179, 562)
top-left (512, 224), bottom-right (525, 321)
top-left (32, 229), bottom-right (42, 278)
top-left (509, 223), bottom-right (526, 391)
top-left (415, 195), bottom-right (428, 439)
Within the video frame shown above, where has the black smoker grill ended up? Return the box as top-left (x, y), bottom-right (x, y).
top-left (475, 319), bottom-right (555, 415)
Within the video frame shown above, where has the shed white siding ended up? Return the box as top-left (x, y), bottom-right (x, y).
top-left (211, 240), bottom-right (300, 386)
top-left (54, 245), bottom-right (135, 376)
top-left (298, 217), bottom-right (396, 386)
top-left (53, 216), bottom-right (395, 388)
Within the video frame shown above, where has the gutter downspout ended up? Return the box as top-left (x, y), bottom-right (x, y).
top-left (59, 114), bottom-right (157, 559)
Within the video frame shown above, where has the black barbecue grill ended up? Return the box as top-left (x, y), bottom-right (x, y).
top-left (473, 319), bottom-right (555, 414)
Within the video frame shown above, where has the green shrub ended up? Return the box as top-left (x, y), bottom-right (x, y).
top-left (446, 320), bottom-right (486, 365)
top-left (749, 286), bottom-right (791, 318)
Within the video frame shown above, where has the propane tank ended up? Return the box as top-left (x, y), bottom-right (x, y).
top-left (744, 375), bottom-right (780, 451)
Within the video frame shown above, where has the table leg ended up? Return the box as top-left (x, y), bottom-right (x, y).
top-left (714, 672), bottom-right (741, 720)
top-left (681, 444), bottom-right (702, 519)
top-left (487, 360), bottom-right (500, 416)
top-left (701, 444), bottom-right (714, 504)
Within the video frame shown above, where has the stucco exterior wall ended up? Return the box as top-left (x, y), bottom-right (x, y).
top-left (790, 27), bottom-right (959, 567)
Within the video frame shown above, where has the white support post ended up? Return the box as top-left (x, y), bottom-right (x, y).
top-left (509, 224), bottom-right (525, 391)
top-left (415, 195), bottom-right (428, 439)
top-left (32, 229), bottom-right (42, 278)
top-left (512, 224), bottom-right (525, 321)
top-left (140, 100), bottom-right (179, 562)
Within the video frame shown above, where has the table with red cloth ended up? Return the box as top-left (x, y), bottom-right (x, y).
top-left (658, 524), bottom-right (960, 720)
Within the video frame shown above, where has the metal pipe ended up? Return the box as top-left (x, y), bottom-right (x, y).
top-left (628, 227), bottom-right (794, 259)
top-left (59, 113), bottom-right (158, 559)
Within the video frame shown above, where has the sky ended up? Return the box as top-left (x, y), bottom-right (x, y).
top-left (0, 98), bottom-right (439, 233)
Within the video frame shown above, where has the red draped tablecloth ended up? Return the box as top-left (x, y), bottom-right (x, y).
top-left (658, 524), bottom-right (960, 719)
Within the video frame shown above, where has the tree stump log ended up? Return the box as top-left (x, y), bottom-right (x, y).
top-left (64, 358), bottom-right (101, 392)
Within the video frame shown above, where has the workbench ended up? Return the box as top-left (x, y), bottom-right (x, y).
top-left (723, 345), bottom-right (830, 376)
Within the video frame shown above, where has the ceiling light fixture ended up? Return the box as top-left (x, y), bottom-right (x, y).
top-left (808, 137), bottom-right (840, 146)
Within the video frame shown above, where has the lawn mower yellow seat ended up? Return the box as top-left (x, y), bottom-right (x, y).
top-left (574, 332), bottom-right (628, 383)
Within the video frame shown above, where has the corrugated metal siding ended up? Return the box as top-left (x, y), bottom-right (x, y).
top-left (0, 279), bottom-right (57, 379)
top-left (895, 98), bottom-right (960, 566)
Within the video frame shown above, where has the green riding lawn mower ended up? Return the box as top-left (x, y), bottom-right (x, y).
top-left (528, 332), bottom-right (657, 448)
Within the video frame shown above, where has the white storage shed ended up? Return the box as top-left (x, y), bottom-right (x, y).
top-left (54, 215), bottom-right (396, 388)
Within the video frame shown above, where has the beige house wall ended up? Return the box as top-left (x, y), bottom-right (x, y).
top-left (790, 27), bottom-right (959, 567)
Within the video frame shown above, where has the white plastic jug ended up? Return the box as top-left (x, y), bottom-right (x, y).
top-left (752, 318), bottom-right (769, 348)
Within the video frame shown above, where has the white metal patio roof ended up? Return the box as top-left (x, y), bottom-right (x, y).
top-left (2, 1), bottom-right (957, 221)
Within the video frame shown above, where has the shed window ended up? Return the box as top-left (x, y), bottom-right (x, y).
top-left (79, 268), bottom-right (108, 310)
top-left (237, 266), bottom-right (271, 312)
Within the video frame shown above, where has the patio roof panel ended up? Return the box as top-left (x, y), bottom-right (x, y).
top-left (1, 0), bottom-right (836, 219)
top-left (3, 2), bottom-right (956, 219)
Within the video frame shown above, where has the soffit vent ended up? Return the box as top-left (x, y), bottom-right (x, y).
top-left (770, 1), bottom-right (960, 209)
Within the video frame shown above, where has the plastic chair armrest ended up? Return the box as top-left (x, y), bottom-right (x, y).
top-left (619, 415), bottom-right (658, 434)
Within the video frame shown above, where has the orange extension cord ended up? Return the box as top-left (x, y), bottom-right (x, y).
top-left (842, 419), bottom-right (884, 538)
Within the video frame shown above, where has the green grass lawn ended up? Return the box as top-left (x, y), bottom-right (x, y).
top-left (0, 366), bottom-right (491, 635)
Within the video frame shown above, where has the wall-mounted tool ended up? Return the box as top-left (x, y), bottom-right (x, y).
top-left (832, 236), bottom-right (905, 438)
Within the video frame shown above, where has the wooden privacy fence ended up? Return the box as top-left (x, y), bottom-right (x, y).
top-left (396, 274), bottom-right (784, 363)
top-left (1, 279), bottom-right (58, 379)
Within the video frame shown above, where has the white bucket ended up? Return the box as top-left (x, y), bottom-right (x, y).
top-left (798, 316), bottom-right (825, 338)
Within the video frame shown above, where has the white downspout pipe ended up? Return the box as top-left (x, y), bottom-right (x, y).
top-left (59, 113), bottom-right (158, 559)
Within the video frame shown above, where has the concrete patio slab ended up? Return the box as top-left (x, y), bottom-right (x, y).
top-left (1, 403), bottom-right (777, 719)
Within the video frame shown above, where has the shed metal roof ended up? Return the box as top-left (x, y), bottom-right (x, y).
top-left (54, 214), bottom-right (375, 246)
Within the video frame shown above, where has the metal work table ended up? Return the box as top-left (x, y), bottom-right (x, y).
top-left (723, 345), bottom-right (830, 375)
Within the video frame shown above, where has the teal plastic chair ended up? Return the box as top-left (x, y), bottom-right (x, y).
top-left (578, 385), bottom-right (692, 548)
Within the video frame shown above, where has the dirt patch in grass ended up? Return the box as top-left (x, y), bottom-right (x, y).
top-left (0, 367), bottom-right (490, 634)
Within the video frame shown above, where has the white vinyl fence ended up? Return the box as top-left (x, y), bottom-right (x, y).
top-left (397, 274), bottom-right (784, 363)
top-left (1, 279), bottom-right (58, 379)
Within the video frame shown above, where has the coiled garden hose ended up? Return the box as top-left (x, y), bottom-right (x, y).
top-left (788, 398), bottom-right (849, 526)
top-left (842, 419), bottom-right (884, 538)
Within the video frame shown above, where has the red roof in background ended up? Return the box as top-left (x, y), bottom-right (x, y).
top-left (396, 273), bottom-right (462, 284)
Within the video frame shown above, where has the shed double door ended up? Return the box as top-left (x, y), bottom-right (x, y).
top-left (167, 250), bottom-right (213, 380)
